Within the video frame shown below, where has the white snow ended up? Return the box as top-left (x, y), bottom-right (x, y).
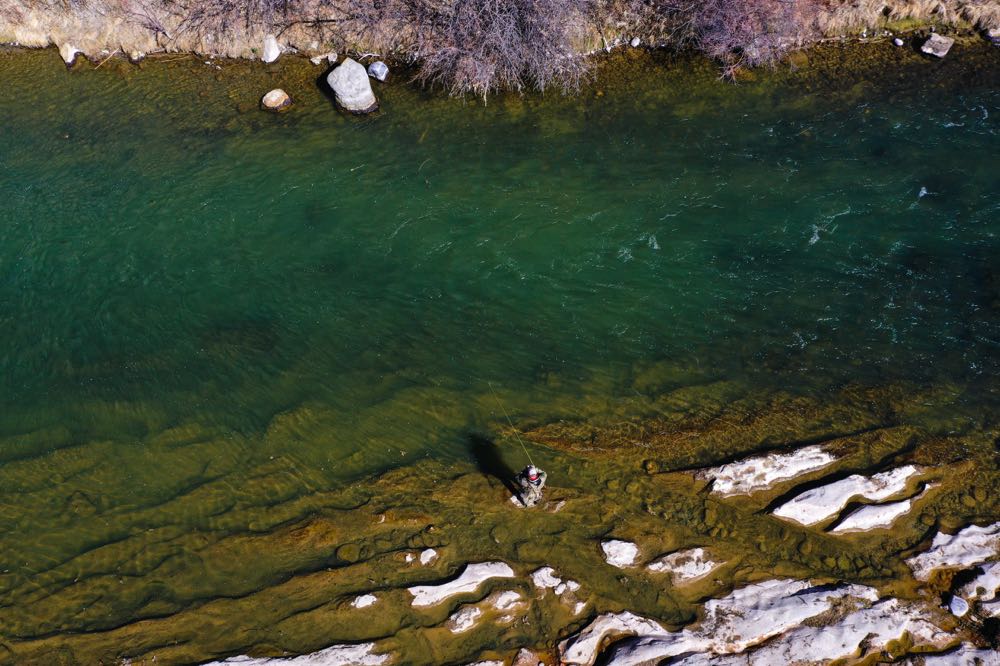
top-left (741, 598), bottom-right (955, 663)
top-left (491, 590), bottom-right (524, 611)
top-left (558, 612), bottom-right (670, 666)
top-left (560, 579), bottom-right (879, 666)
top-left (958, 561), bottom-right (1000, 602)
top-left (467, 662), bottom-right (504, 666)
top-left (906, 522), bottom-right (1000, 580)
top-left (981, 598), bottom-right (1000, 617)
top-left (772, 465), bottom-right (922, 526)
top-left (350, 594), bottom-right (377, 609)
top-left (911, 644), bottom-right (1000, 665)
top-left (408, 562), bottom-right (515, 607)
top-left (647, 548), bottom-right (721, 583)
top-left (831, 485), bottom-right (934, 532)
top-left (204, 643), bottom-right (388, 665)
top-left (602, 540), bottom-right (640, 568)
top-left (419, 548), bottom-right (438, 565)
top-left (404, 553), bottom-right (415, 563)
top-left (530, 566), bottom-right (562, 589)
top-left (697, 444), bottom-right (837, 496)
top-left (447, 606), bottom-right (482, 633)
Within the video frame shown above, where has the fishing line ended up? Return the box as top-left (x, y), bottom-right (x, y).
top-left (487, 382), bottom-right (534, 467)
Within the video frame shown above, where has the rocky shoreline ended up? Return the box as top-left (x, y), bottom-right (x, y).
top-left (2, 0), bottom-right (999, 99)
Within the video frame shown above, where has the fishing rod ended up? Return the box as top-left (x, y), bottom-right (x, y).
top-left (487, 382), bottom-right (535, 467)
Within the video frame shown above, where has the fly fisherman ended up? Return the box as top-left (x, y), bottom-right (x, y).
top-left (516, 465), bottom-right (547, 507)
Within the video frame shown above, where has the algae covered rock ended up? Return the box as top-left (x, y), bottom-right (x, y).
top-left (327, 58), bottom-right (379, 114)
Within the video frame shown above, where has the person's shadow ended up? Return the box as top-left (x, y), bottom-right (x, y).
top-left (465, 432), bottom-right (519, 497)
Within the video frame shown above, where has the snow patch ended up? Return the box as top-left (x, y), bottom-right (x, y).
top-left (205, 642), bottom-right (388, 665)
top-left (447, 606), bottom-right (482, 633)
top-left (696, 444), bottom-right (837, 496)
top-left (351, 594), bottom-right (377, 609)
top-left (906, 523), bottom-right (1000, 581)
top-left (530, 566), bottom-right (562, 589)
top-left (647, 548), bottom-right (720, 583)
top-left (742, 598), bottom-right (956, 663)
top-left (602, 540), bottom-right (639, 568)
top-left (560, 579), bottom-right (878, 666)
top-left (831, 485), bottom-right (934, 532)
top-left (408, 562), bottom-right (515, 607)
top-left (419, 548), bottom-right (438, 565)
top-left (959, 561), bottom-right (1000, 603)
top-left (913, 644), bottom-right (1000, 665)
top-left (773, 465), bottom-right (922, 526)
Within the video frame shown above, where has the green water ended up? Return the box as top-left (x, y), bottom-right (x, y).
top-left (0, 44), bottom-right (998, 663)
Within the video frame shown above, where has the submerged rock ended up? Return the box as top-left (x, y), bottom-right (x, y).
top-left (326, 58), bottom-right (379, 114)
top-left (367, 60), bottom-right (389, 81)
top-left (59, 43), bottom-right (81, 66)
top-left (262, 34), bottom-right (281, 63)
top-left (261, 89), bottom-right (292, 112)
top-left (921, 33), bottom-right (955, 58)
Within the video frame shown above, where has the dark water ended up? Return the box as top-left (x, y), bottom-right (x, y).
top-left (0, 43), bottom-right (998, 663)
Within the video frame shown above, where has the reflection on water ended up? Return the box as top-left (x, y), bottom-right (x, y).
top-left (0, 42), bottom-right (997, 663)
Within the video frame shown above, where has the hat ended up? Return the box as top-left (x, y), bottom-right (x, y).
top-left (527, 466), bottom-right (539, 480)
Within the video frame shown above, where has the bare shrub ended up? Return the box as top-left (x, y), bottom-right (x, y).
top-left (689, 0), bottom-right (820, 77)
top-left (407, 0), bottom-right (589, 97)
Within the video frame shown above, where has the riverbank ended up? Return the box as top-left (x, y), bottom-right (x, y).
top-left (2, 0), bottom-right (999, 93)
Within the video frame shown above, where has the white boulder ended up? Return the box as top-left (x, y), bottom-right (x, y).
top-left (893, 37), bottom-right (904, 46)
top-left (921, 33), bottom-right (955, 57)
top-left (326, 58), bottom-right (378, 114)
top-left (367, 61), bottom-right (389, 81)
top-left (630, 37), bottom-right (641, 48)
top-left (262, 34), bottom-right (281, 63)
top-left (59, 43), bottom-right (81, 66)
top-left (261, 89), bottom-right (292, 112)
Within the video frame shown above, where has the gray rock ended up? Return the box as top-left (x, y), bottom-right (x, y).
top-left (262, 34), bottom-right (281, 63)
top-left (920, 33), bottom-right (954, 57)
top-left (367, 60), bottom-right (389, 81)
top-left (893, 37), bottom-right (904, 47)
top-left (630, 37), bottom-right (641, 48)
top-left (988, 27), bottom-right (1000, 45)
top-left (59, 43), bottom-right (81, 66)
top-left (326, 58), bottom-right (378, 114)
top-left (261, 89), bottom-right (292, 112)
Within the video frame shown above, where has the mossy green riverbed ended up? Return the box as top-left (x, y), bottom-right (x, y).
top-left (0, 42), bottom-right (998, 664)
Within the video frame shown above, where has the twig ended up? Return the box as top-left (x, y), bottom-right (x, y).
top-left (94, 49), bottom-right (120, 69)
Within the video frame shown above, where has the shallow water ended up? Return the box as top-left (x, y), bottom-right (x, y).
top-left (0, 43), bottom-right (998, 664)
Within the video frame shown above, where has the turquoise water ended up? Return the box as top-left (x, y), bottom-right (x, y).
top-left (0, 44), bottom-right (998, 662)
